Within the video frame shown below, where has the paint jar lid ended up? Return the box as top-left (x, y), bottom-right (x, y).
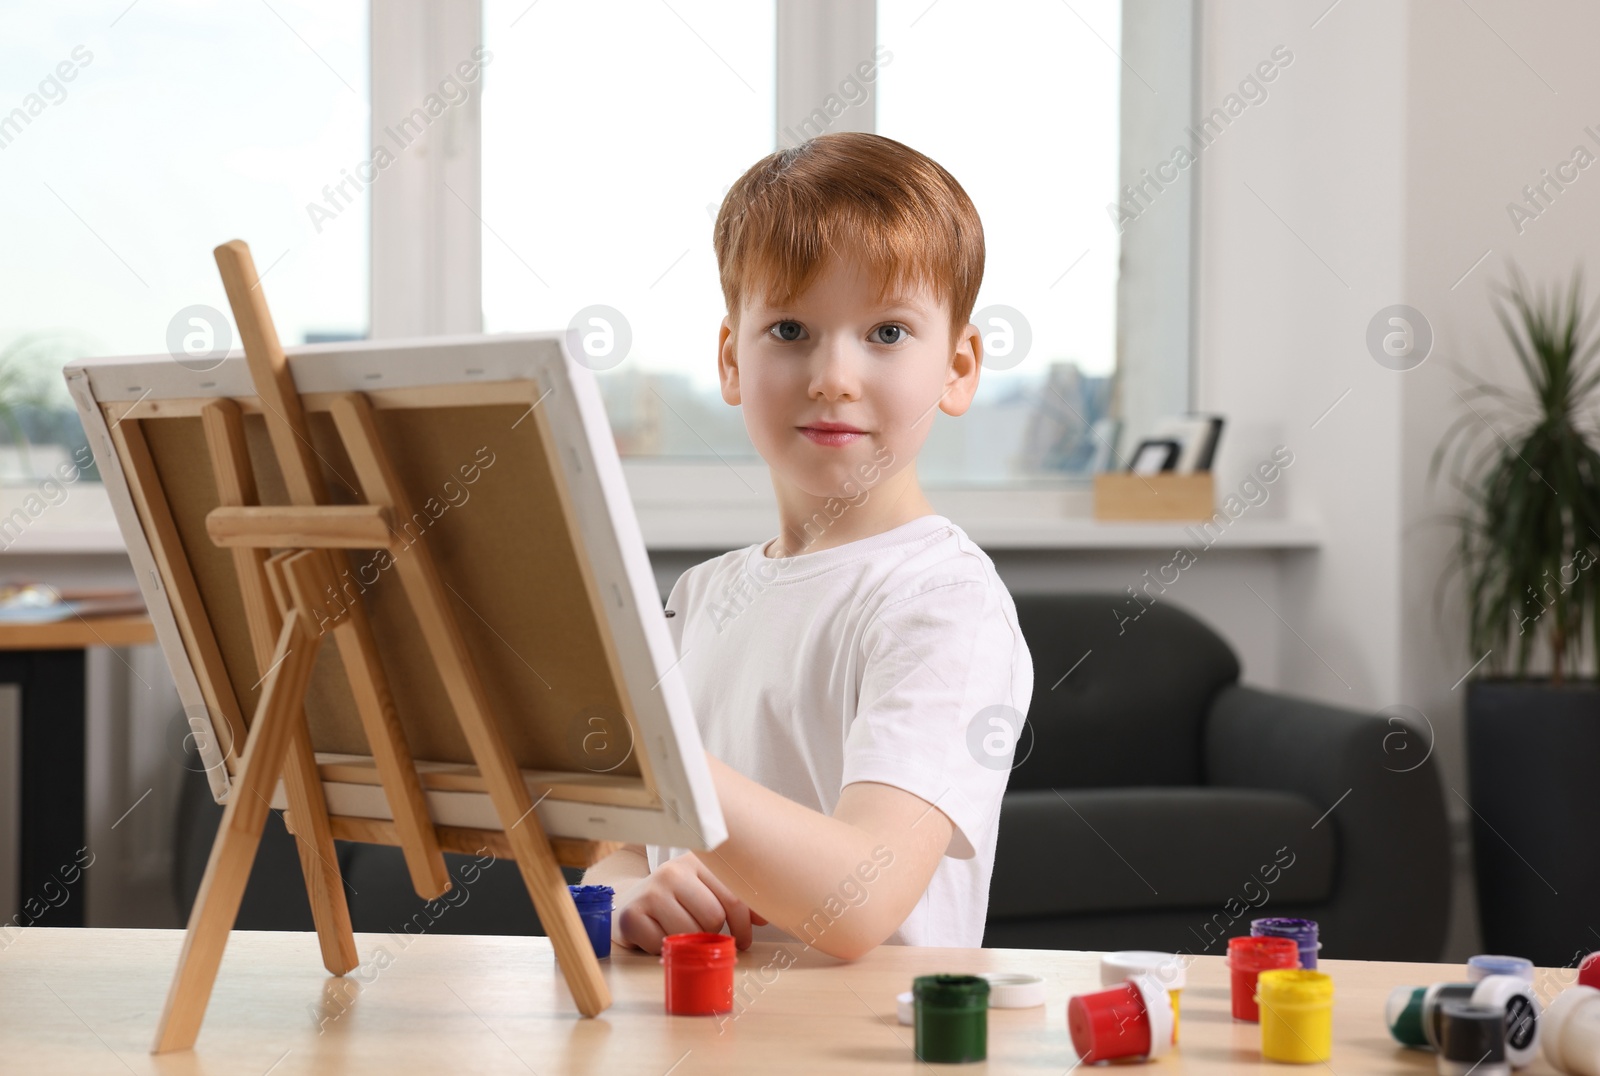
top-left (1386, 985), bottom-right (1428, 1047)
top-left (981, 972), bottom-right (1046, 1008)
top-left (1227, 934), bottom-right (1300, 972)
top-left (568, 884), bottom-right (614, 908)
top-left (1472, 973), bottom-right (1541, 1067)
top-left (1100, 950), bottom-right (1187, 991)
top-left (660, 932), bottom-right (735, 969)
top-left (913, 974), bottom-right (990, 1011)
top-left (1438, 1002), bottom-right (1507, 1067)
top-left (896, 990), bottom-right (914, 1026)
top-left (1255, 968), bottom-right (1333, 1008)
top-left (1128, 974), bottom-right (1175, 1057)
top-left (1581, 953), bottom-right (1600, 991)
top-left (1541, 985), bottom-right (1600, 1073)
top-left (1469, 954), bottom-right (1535, 983)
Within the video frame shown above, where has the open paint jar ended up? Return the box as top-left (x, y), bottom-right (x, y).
top-left (1469, 954), bottom-right (1535, 983)
top-left (912, 974), bottom-right (989, 1064)
top-left (661, 932), bottom-right (735, 1015)
top-left (1227, 935), bottom-right (1299, 1022)
top-left (1256, 968), bottom-right (1334, 1064)
top-left (567, 884), bottom-right (613, 959)
top-left (1251, 916), bottom-right (1321, 970)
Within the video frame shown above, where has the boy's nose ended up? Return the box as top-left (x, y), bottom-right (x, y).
top-left (808, 337), bottom-right (862, 399)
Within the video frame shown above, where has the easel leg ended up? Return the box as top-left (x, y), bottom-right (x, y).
top-left (281, 715), bottom-right (360, 975)
top-left (498, 802), bottom-right (613, 1015)
top-left (152, 612), bottom-right (323, 1054)
top-left (311, 551), bottom-right (450, 901)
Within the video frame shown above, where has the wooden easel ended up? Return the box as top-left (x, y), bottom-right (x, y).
top-left (151, 240), bottom-right (613, 1053)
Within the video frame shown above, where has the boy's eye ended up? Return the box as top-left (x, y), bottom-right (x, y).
top-left (770, 321), bottom-right (805, 342)
top-left (871, 324), bottom-right (907, 345)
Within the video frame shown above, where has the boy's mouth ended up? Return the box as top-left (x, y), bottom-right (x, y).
top-left (798, 421), bottom-right (865, 447)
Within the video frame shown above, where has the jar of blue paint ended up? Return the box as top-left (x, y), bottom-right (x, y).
top-left (1468, 954), bottom-right (1535, 983)
top-left (568, 884), bottom-right (614, 958)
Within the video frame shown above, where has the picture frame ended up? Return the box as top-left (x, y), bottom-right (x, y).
top-left (1128, 438), bottom-right (1181, 476)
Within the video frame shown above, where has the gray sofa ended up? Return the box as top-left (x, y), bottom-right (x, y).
top-left (174, 593), bottom-right (1451, 962)
top-left (982, 593), bottom-right (1451, 962)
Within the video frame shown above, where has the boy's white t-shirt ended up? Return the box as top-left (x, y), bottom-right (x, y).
top-left (646, 512), bottom-right (1033, 948)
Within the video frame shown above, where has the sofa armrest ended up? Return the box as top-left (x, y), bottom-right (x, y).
top-left (1203, 683), bottom-right (1451, 961)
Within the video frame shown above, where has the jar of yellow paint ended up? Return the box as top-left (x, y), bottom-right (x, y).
top-left (1256, 969), bottom-right (1334, 1063)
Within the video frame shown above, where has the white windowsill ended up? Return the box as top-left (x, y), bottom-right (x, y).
top-left (624, 462), bottom-right (1322, 551)
top-left (0, 471), bottom-right (1324, 556)
top-left (636, 505), bottom-right (1323, 551)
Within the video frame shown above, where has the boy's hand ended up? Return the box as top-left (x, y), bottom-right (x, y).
top-left (613, 852), bottom-right (767, 954)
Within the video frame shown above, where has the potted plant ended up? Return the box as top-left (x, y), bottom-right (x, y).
top-left (1433, 266), bottom-right (1600, 967)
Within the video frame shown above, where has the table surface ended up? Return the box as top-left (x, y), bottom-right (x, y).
top-left (0, 928), bottom-right (1578, 1074)
top-left (0, 612), bottom-right (155, 650)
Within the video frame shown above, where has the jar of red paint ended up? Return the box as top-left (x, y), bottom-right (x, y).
top-left (661, 932), bottom-right (735, 1015)
top-left (1227, 935), bottom-right (1300, 1021)
top-left (1067, 973), bottom-right (1174, 1063)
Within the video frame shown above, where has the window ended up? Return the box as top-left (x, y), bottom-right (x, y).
top-left (480, 0), bottom-right (775, 460)
top-left (8, 1), bottom-right (1191, 521)
top-left (0, 2), bottom-right (368, 479)
top-left (875, 0), bottom-right (1122, 484)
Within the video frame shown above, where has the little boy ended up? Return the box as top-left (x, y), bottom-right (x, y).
top-left (583, 132), bottom-right (1033, 959)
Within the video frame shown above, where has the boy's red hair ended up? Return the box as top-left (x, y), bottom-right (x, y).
top-left (713, 132), bottom-right (985, 341)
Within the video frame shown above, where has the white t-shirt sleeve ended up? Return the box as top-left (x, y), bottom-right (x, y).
top-left (840, 575), bottom-right (1029, 860)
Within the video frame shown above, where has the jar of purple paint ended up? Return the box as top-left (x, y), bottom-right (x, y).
top-left (1251, 917), bottom-right (1321, 970)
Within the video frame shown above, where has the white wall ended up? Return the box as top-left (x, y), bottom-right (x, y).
top-left (1192, 0), bottom-right (1600, 809)
top-left (1399, 0), bottom-right (1600, 837)
top-left (1194, 0), bottom-right (1408, 712)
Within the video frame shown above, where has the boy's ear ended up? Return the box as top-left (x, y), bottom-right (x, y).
top-left (938, 321), bottom-right (983, 418)
top-left (717, 315), bottom-right (741, 406)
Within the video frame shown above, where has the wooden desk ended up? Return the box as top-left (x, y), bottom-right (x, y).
top-left (0, 613), bottom-right (156, 651)
top-left (1, 613), bottom-right (155, 927)
top-left (0, 928), bottom-right (1574, 1073)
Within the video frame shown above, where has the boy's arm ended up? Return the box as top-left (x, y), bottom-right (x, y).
top-left (580, 843), bottom-right (654, 951)
top-left (581, 842), bottom-right (650, 894)
top-left (699, 754), bottom-right (954, 961)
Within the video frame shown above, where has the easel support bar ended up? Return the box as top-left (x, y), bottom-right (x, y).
top-left (207, 504), bottom-right (397, 549)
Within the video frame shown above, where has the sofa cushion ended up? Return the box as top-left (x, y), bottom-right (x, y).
top-left (987, 787), bottom-right (1335, 920)
top-left (1010, 594), bottom-right (1241, 790)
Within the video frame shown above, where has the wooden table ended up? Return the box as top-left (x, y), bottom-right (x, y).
top-left (0, 613), bottom-right (156, 927)
top-left (0, 613), bottom-right (157, 651)
top-left (0, 928), bottom-right (1576, 1073)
